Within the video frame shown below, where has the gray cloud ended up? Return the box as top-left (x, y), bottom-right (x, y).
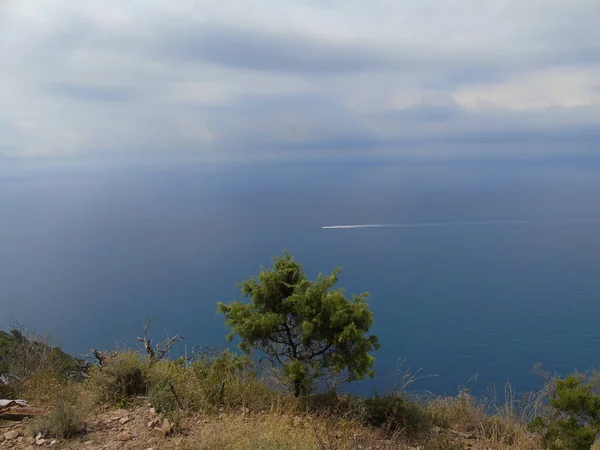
top-left (45, 82), bottom-right (137, 102)
top-left (157, 24), bottom-right (402, 74)
top-left (0, 0), bottom-right (599, 163)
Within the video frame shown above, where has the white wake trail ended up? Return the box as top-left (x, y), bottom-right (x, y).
top-left (321, 219), bottom-right (600, 229)
top-left (321, 224), bottom-right (398, 229)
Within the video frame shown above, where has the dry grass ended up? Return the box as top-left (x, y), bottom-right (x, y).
top-left (174, 412), bottom-right (400, 450)
top-left (425, 390), bottom-right (542, 450)
top-left (18, 375), bottom-right (97, 439)
top-left (3, 346), bottom-right (552, 449)
top-left (29, 399), bottom-right (83, 439)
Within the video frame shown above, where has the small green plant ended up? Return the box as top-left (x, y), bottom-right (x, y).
top-left (530, 374), bottom-right (600, 450)
top-left (30, 399), bottom-right (83, 439)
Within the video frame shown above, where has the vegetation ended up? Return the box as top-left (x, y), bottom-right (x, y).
top-left (0, 327), bottom-right (86, 397)
top-left (30, 398), bottom-right (83, 439)
top-left (218, 252), bottom-right (380, 397)
top-left (530, 374), bottom-right (600, 450)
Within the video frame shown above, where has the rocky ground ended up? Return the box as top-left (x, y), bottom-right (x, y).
top-left (0, 404), bottom-right (475, 450)
top-left (0, 403), bottom-right (210, 450)
top-left (1, 402), bottom-right (540, 450)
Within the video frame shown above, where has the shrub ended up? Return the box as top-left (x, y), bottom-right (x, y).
top-left (146, 349), bottom-right (289, 414)
top-left (357, 394), bottom-right (431, 435)
top-left (30, 399), bottom-right (83, 439)
top-left (302, 391), bottom-right (431, 438)
top-left (0, 328), bottom-right (87, 397)
top-left (87, 352), bottom-right (149, 405)
top-left (530, 374), bottom-right (600, 450)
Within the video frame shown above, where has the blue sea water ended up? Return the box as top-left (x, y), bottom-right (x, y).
top-left (2, 160), bottom-right (600, 397)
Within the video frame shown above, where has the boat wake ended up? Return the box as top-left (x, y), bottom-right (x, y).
top-left (321, 219), bottom-right (600, 229)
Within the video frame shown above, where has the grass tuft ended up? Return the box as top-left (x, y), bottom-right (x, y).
top-left (30, 399), bottom-right (83, 439)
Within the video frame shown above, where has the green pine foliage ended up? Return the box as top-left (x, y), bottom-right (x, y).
top-left (218, 251), bottom-right (380, 397)
top-left (530, 374), bottom-right (600, 450)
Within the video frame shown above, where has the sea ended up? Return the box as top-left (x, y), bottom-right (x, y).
top-left (2, 159), bottom-right (600, 398)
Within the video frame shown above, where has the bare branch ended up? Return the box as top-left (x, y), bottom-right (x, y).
top-left (136, 323), bottom-right (183, 363)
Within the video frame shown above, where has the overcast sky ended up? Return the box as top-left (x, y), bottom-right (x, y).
top-left (1, 0), bottom-right (599, 164)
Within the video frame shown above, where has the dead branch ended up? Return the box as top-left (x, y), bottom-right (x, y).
top-left (167, 381), bottom-right (184, 411)
top-left (136, 323), bottom-right (184, 363)
top-left (89, 349), bottom-right (118, 368)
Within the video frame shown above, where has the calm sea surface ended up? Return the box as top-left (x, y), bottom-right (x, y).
top-left (2, 161), bottom-right (600, 397)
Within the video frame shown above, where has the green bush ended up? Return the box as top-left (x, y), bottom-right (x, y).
top-left (358, 394), bottom-right (431, 435)
top-left (87, 352), bottom-right (149, 405)
top-left (144, 349), bottom-right (288, 414)
top-left (302, 391), bottom-right (431, 437)
top-left (530, 374), bottom-right (600, 450)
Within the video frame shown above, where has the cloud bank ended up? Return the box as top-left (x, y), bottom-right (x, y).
top-left (1, 0), bottom-right (599, 162)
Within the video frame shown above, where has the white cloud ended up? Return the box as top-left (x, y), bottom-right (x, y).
top-left (454, 67), bottom-right (600, 111)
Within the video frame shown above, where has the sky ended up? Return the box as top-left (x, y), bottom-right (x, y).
top-left (1, 0), bottom-right (600, 165)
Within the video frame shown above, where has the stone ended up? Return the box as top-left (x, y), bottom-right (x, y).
top-left (26, 437), bottom-right (36, 445)
top-left (84, 441), bottom-right (94, 446)
top-left (117, 432), bottom-right (134, 441)
top-left (150, 427), bottom-right (167, 438)
top-left (36, 438), bottom-right (47, 445)
top-left (161, 418), bottom-right (172, 434)
top-left (119, 416), bottom-right (131, 425)
top-left (4, 430), bottom-right (20, 440)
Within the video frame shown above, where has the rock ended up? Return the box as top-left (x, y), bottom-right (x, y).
top-left (26, 437), bottom-right (36, 445)
top-left (432, 425), bottom-right (441, 434)
top-left (148, 408), bottom-right (157, 415)
top-left (36, 438), bottom-right (47, 445)
top-left (119, 416), bottom-right (131, 425)
top-left (147, 418), bottom-right (160, 429)
top-left (117, 432), bottom-right (134, 441)
top-left (161, 418), bottom-right (172, 434)
top-left (150, 427), bottom-right (167, 438)
top-left (84, 441), bottom-right (94, 446)
top-left (4, 430), bottom-right (21, 440)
